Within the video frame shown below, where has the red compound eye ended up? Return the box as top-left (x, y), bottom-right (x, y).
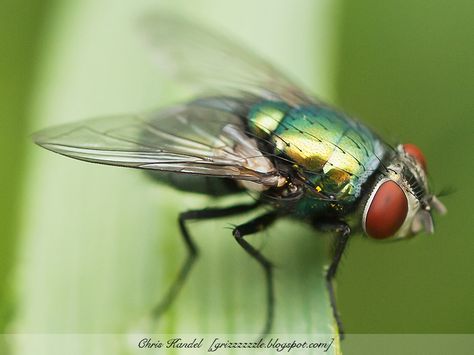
top-left (365, 180), bottom-right (408, 239)
top-left (403, 143), bottom-right (427, 171)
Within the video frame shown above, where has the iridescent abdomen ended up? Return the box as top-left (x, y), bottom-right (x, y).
top-left (248, 100), bottom-right (387, 214)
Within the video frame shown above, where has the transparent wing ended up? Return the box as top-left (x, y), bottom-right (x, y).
top-left (33, 103), bottom-right (284, 186)
top-left (141, 14), bottom-right (315, 106)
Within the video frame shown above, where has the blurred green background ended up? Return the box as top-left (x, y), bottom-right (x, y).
top-left (1, 0), bottom-right (473, 354)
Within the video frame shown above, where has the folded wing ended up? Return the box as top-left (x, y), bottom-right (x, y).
top-left (33, 103), bottom-right (284, 187)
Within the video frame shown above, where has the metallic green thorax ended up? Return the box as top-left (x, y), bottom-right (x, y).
top-left (247, 100), bottom-right (387, 215)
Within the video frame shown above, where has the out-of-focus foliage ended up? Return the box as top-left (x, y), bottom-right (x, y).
top-left (0, 0), bottom-right (54, 333)
top-left (336, 0), bottom-right (474, 337)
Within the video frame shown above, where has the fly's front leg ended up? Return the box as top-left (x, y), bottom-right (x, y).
top-left (232, 211), bottom-right (279, 335)
top-left (322, 222), bottom-right (351, 340)
top-left (152, 201), bottom-right (260, 319)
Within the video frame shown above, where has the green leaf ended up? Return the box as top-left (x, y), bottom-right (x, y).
top-left (12, 1), bottom-right (342, 354)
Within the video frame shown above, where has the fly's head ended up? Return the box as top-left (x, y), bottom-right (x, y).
top-left (362, 143), bottom-right (447, 240)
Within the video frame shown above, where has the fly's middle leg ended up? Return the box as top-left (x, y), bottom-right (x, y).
top-left (232, 211), bottom-right (279, 335)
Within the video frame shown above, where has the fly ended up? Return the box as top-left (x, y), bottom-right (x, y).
top-left (33, 14), bottom-right (447, 339)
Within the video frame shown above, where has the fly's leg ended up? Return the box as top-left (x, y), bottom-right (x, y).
top-left (152, 201), bottom-right (260, 319)
top-left (232, 211), bottom-right (279, 335)
top-left (323, 222), bottom-right (351, 340)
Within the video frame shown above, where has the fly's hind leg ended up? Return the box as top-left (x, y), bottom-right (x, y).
top-left (152, 201), bottom-right (260, 319)
top-left (232, 211), bottom-right (279, 335)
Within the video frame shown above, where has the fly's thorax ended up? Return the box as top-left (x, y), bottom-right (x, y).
top-left (245, 100), bottom-right (388, 220)
top-left (360, 144), bottom-right (447, 240)
top-left (247, 101), bottom-right (291, 137)
top-left (247, 100), bottom-right (386, 201)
